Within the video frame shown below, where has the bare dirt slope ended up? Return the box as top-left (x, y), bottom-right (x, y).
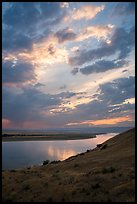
top-left (2, 128), bottom-right (135, 202)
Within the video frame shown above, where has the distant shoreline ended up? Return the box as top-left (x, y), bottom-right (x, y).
top-left (2, 133), bottom-right (97, 142)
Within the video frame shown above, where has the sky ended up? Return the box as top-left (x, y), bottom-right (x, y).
top-left (2, 2), bottom-right (135, 130)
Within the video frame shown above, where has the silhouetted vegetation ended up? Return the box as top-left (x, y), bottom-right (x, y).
top-left (10, 170), bottom-right (16, 172)
top-left (102, 166), bottom-right (116, 174)
top-left (23, 184), bottom-right (30, 191)
top-left (79, 152), bottom-right (85, 156)
top-left (92, 183), bottom-right (100, 189)
top-left (50, 160), bottom-right (60, 164)
top-left (100, 144), bottom-right (108, 150)
top-left (47, 197), bottom-right (53, 202)
top-left (97, 144), bottom-right (102, 148)
top-left (43, 160), bottom-right (49, 165)
top-left (74, 163), bottom-right (79, 168)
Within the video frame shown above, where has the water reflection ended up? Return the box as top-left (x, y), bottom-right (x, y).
top-left (2, 133), bottom-right (117, 170)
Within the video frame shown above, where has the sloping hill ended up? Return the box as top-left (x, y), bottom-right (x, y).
top-left (2, 128), bottom-right (135, 202)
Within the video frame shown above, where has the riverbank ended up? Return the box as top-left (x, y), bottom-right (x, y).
top-left (2, 133), bottom-right (96, 142)
top-left (2, 128), bottom-right (135, 202)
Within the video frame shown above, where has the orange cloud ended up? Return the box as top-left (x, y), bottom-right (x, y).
top-left (72, 5), bottom-right (105, 20)
top-left (77, 24), bottom-right (114, 41)
top-left (3, 35), bottom-right (68, 66)
top-left (3, 35), bottom-right (69, 84)
top-left (67, 116), bottom-right (132, 126)
top-left (90, 117), bottom-right (132, 125)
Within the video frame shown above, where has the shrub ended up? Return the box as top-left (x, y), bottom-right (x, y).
top-left (102, 166), bottom-right (116, 174)
top-left (23, 184), bottom-right (30, 191)
top-left (72, 191), bottom-right (76, 195)
top-left (50, 160), bottom-right (60, 164)
top-left (100, 144), bottom-right (108, 150)
top-left (43, 160), bottom-right (49, 165)
top-left (47, 197), bottom-right (53, 202)
top-left (80, 187), bottom-right (86, 193)
top-left (86, 191), bottom-right (90, 196)
top-left (74, 163), bottom-right (79, 168)
top-left (10, 169), bottom-right (16, 172)
top-left (92, 183), bottom-right (100, 189)
top-left (79, 152), bottom-right (85, 156)
top-left (97, 144), bottom-right (102, 148)
top-left (61, 197), bottom-right (65, 202)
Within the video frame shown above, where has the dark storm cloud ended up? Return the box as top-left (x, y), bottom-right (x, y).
top-left (69, 26), bottom-right (135, 66)
top-left (2, 28), bottom-right (33, 52)
top-left (55, 27), bottom-right (77, 43)
top-left (2, 76), bottom-right (135, 126)
top-left (2, 86), bottom-right (61, 122)
top-left (98, 76), bottom-right (135, 105)
top-left (2, 87), bottom-right (82, 124)
top-left (3, 2), bottom-right (63, 33)
top-left (79, 59), bottom-right (128, 75)
top-left (112, 2), bottom-right (135, 16)
top-left (2, 60), bottom-right (36, 83)
top-left (39, 2), bottom-right (62, 20)
top-left (2, 2), bottom-right (66, 52)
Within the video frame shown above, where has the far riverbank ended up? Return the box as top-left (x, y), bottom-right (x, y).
top-left (2, 133), bottom-right (97, 142)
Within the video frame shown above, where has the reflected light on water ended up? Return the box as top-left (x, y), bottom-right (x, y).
top-left (2, 133), bottom-right (118, 170)
top-left (47, 146), bottom-right (76, 161)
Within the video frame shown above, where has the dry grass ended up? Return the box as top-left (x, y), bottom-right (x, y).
top-left (2, 128), bottom-right (135, 202)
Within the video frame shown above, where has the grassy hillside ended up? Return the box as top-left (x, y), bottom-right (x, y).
top-left (2, 128), bottom-right (135, 202)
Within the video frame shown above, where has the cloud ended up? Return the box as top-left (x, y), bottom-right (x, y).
top-left (54, 27), bottom-right (77, 43)
top-left (79, 59), bottom-right (128, 75)
top-left (2, 85), bottom-right (61, 123)
top-left (67, 116), bottom-right (132, 126)
top-left (71, 68), bottom-right (79, 75)
top-left (69, 26), bottom-right (135, 66)
top-left (2, 85), bottom-right (80, 125)
top-left (54, 24), bottom-right (114, 44)
top-left (3, 2), bottom-right (64, 33)
top-left (2, 60), bottom-right (36, 83)
top-left (71, 5), bottom-right (105, 20)
top-left (57, 91), bottom-right (77, 99)
top-left (59, 85), bottom-right (67, 90)
top-left (3, 37), bottom-right (69, 68)
top-left (34, 83), bottom-right (45, 88)
top-left (2, 2), bottom-right (66, 52)
top-left (62, 76), bottom-right (135, 126)
top-left (98, 76), bottom-right (135, 105)
top-left (60, 2), bottom-right (69, 8)
top-left (112, 2), bottom-right (135, 16)
top-left (2, 3), bottom-right (135, 129)
top-left (2, 29), bottom-right (33, 52)
top-left (2, 77), bottom-right (135, 128)
top-left (77, 24), bottom-right (114, 42)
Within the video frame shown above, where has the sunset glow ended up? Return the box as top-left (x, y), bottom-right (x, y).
top-left (67, 116), bottom-right (132, 126)
top-left (2, 2), bottom-right (135, 129)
